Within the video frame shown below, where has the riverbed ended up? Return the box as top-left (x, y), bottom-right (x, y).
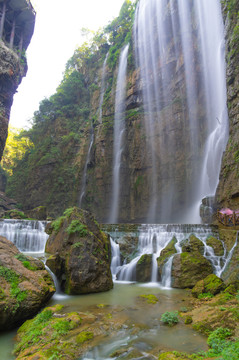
top-left (0, 282), bottom-right (208, 359)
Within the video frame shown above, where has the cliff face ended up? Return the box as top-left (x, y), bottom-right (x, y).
top-left (0, 0), bottom-right (35, 161)
top-left (215, 0), bottom-right (239, 210)
top-left (4, 0), bottom-right (237, 222)
top-left (0, 42), bottom-right (24, 160)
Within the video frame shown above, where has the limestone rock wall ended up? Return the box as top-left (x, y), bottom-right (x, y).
top-left (216, 1), bottom-right (239, 210)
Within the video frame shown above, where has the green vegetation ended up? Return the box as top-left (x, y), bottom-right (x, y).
top-left (76, 331), bottom-right (94, 344)
top-left (0, 266), bottom-right (27, 306)
top-left (15, 254), bottom-right (38, 271)
top-left (51, 216), bottom-right (66, 233)
top-left (140, 294), bottom-right (158, 304)
top-left (14, 307), bottom-right (80, 356)
top-left (66, 220), bottom-right (89, 236)
top-left (160, 311), bottom-right (179, 326)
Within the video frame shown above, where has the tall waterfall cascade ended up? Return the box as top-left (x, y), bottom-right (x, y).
top-left (110, 225), bottom-right (237, 287)
top-left (109, 44), bottom-right (129, 223)
top-left (0, 219), bottom-right (48, 253)
top-left (134, 0), bottom-right (228, 223)
top-left (79, 128), bottom-right (94, 207)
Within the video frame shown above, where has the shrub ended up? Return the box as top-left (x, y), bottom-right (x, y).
top-left (160, 311), bottom-right (179, 326)
top-left (51, 216), bottom-right (66, 233)
top-left (207, 327), bottom-right (232, 353)
top-left (198, 292), bottom-right (214, 299)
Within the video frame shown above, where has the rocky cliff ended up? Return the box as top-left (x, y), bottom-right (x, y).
top-left (216, 0), bottom-right (239, 210)
top-left (3, 0), bottom-right (237, 223)
top-left (0, 0), bottom-right (35, 161)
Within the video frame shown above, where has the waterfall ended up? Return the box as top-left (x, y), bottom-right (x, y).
top-left (0, 219), bottom-right (48, 253)
top-left (98, 52), bottom-right (109, 123)
top-left (110, 237), bottom-right (121, 280)
top-left (109, 44), bottom-right (129, 223)
top-left (134, 0), bottom-right (228, 223)
top-left (79, 128), bottom-right (94, 207)
top-left (112, 224), bottom-right (237, 286)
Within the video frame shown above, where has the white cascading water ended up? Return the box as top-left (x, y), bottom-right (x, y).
top-left (98, 52), bottom-right (109, 123)
top-left (0, 219), bottom-right (48, 253)
top-left (109, 44), bottom-right (129, 223)
top-left (110, 225), bottom-right (237, 287)
top-left (134, 0), bottom-right (228, 223)
top-left (79, 128), bottom-right (94, 207)
top-left (110, 237), bottom-right (121, 280)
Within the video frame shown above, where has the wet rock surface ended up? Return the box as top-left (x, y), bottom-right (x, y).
top-left (45, 207), bottom-right (113, 294)
top-left (0, 236), bottom-right (55, 330)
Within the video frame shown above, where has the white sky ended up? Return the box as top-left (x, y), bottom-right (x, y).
top-left (10, 0), bottom-right (126, 129)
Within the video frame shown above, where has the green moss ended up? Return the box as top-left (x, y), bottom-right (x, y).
top-left (0, 266), bottom-right (27, 305)
top-left (140, 294), bottom-right (158, 304)
top-left (76, 331), bottom-right (94, 344)
top-left (72, 241), bottom-right (84, 249)
top-left (51, 216), bottom-right (66, 233)
top-left (66, 220), bottom-right (89, 236)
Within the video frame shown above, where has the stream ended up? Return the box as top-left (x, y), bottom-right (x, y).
top-left (0, 282), bottom-right (208, 359)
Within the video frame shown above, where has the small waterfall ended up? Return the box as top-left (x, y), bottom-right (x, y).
top-left (44, 263), bottom-right (61, 294)
top-left (0, 219), bottom-right (48, 253)
top-left (110, 237), bottom-right (121, 280)
top-left (98, 52), bottom-right (109, 123)
top-left (134, 0), bottom-right (228, 223)
top-left (109, 44), bottom-right (129, 223)
top-left (111, 224), bottom-right (237, 286)
top-left (79, 128), bottom-right (94, 207)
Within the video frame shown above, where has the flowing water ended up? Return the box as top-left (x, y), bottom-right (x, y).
top-left (0, 219), bottom-right (48, 253)
top-left (111, 224), bottom-right (237, 286)
top-left (134, 0), bottom-right (228, 223)
top-left (79, 128), bottom-right (94, 207)
top-left (109, 44), bottom-right (129, 224)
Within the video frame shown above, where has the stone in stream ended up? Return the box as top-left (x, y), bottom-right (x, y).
top-left (45, 207), bottom-right (113, 295)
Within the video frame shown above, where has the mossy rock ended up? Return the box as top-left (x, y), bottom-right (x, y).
top-left (206, 236), bottom-right (224, 256)
top-left (136, 254), bottom-right (152, 282)
top-left (157, 237), bottom-right (177, 270)
top-left (158, 352), bottom-right (184, 360)
top-left (171, 252), bottom-right (213, 288)
top-left (192, 274), bottom-right (225, 298)
top-left (191, 279), bottom-right (205, 298)
top-left (204, 274), bottom-right (225, 295)
top-left (181, 234), bottom-right (204, 254)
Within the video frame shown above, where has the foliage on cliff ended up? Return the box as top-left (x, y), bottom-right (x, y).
top-left (2, 0), bottom-right (136, 216)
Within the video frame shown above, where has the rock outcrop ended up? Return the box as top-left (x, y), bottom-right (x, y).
top-left (0, 236), bottom-right (55, 330)
top-left (45, 207), bottom-right (113, 294)
top-left (171, 235), bottom-right (213, 288)
top-left (216, 0), bottom-right (239, 210)
top-left (0, 0), bottom-right (35, 161)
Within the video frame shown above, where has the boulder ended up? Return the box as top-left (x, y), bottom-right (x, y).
top-left (0, 236), bottom-right (55, 330)
top-left (157, 236), bottom-right (177, 279)
top-left (45, 207), bottom-right (113, 294)
top-left (136, 254), bottom-right (152, 282)
top-left (206, 236), bottom-right (224, 256)
top-left (192, 274), bottom-right (225, 298)
top-left (181, 234), bottom-right (204, 254)
top-left (171, 252), bottom-right (213, 288)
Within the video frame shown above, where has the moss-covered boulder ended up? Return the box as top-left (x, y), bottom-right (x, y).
top-left (206, 236), bottom-right (224, 256)
top-left (157, 237), bottom-right (177, 279)
top-left (192, 274), bottom-right (225, 298)
top-left (25, 206), bottom-right (47, 220)
top-left (136, 254), bottom-right (152, 282)
top-left (171, 252), bottom-right (213, 288)
top-left (181, 234), bottom-right (204, 254)
top-left (14, 303), bottom-right (134, 359)
top-left (45, 207), bottom-right (113, 294)
top-left (0, 236), bottom-right (55, 330)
